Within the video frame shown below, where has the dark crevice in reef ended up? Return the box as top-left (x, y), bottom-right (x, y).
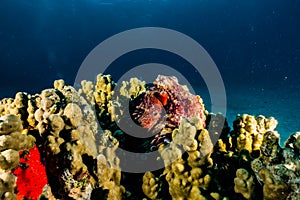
top-left (82, 154), bottom-right (99, 184)
top-left (90, 188), bottom-right (109, 200)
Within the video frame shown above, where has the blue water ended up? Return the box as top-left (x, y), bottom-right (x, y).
top-left (0, 0), bottom-right (299, 143)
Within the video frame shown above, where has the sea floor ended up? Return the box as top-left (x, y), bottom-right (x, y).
top-left (197, 82), bottom-right (300, 145)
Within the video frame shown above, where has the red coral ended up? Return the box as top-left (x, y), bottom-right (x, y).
top-left (13, 144), bottom-right (48, 200)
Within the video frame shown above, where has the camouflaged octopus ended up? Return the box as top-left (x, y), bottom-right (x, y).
top-left (129, 75), bottom-right (206, 150)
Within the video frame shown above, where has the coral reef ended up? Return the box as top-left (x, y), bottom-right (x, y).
top-left (0, 73), bottom-right (299, 200)
top-left (0, 114), bottom-right (35, 199)
top-left (141, 112), bottom-right (299, 200)
top-left (251, 131), bottom-right (300, 200)
top-left (0, 78), bottom-right (127, 199)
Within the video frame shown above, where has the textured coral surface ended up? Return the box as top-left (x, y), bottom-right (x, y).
top-left (0, 74), bottom-right (299, 200)
top-left (13, 145), bottom-right (47, 200)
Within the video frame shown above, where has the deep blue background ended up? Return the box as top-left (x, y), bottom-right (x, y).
top-left (1, 0), bottom-right (299, 93)
top-left (0, 0), bottom-right (300, 140)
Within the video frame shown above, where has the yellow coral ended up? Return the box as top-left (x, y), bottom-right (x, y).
top-left (63, 103), bottom-right (83, 127)
top-left (47, 135), bottom-right (64, 155)
top-left (47, 114), bottom-right (65, 136)
top-left (119, 77), bottom-right (146, 99)
top-left (0, 172), bottom-right (16, 200)
top-left (0, 115), bottom-right (35, 151)
top-left (53, 79), bottom-right (65, 90)
top-left (78, 80), bottom-right (95, 105)
top-left (231, 114), bottom-right (278, 154)
top-left (0, 114), bottom-right (36, 199)
top-left (0, 149), bottom-right (19, 171)
top-left (96, 130), bottom-right (127, 200)
top-left (234, 168), bottom-right (255, 200)
top-left (258, 169), bottom-right (289, 200)
top-left (142, 172), bottom-right (160, 200)
top-left (172, 119), bottom-right (197, 151)
top-left (155, 117), bottom-right (216, 200)
top-left (0, 114), bottom-right (23, 135)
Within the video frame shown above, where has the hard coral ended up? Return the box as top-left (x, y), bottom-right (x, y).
top-left (258, 169), bottom-right (289, 200)
top-left (143, 118), bottom-right (219, 200)
top-left (0, 75), bottom-right (129, 200)
top-left (251, 130), bottom-right (300, 200)
top-left (142, 171), bottom-right (163, 200)
top-left (0, 114), bottom-right (36, 200)
top-left (234, 168), bottom-right (255, 200)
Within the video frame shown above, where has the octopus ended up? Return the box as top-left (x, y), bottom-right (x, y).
top-left (129, 75), bottom-right (206, 150)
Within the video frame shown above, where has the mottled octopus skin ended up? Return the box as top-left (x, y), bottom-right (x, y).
top-left (130, 75), bottom-right (206, 149)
